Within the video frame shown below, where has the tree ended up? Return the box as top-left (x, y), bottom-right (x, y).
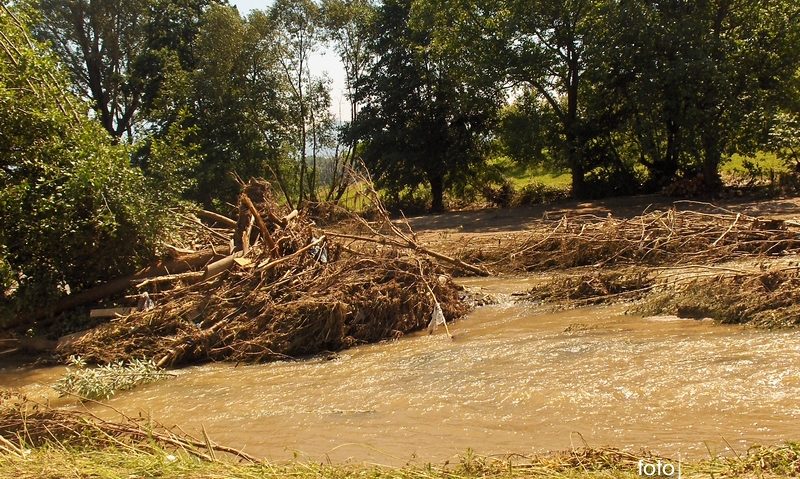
top-left (0, 5), bottom-right (171, 323)
top-left (270, 0), bottom-right (330, 205)
top-left (319, 0), bottom-right (375, 201)
top-left (585, 0), bottom-right (698, 188)
top-left (181, 5), bottom-right (286, 208)
top-left (34, 0), bottom-right (219, 140)
top-left (352, 0), bottom-right (497, 211)
top-left (593, 0), bottom-right (800, 188)
top-left (425, 0), bottom-right (603, 198)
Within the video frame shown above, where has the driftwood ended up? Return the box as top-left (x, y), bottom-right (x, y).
top-left (135, 271), bottom-right (205, 289)
top-left (241, 194), bottom-right (277, 257)
top-left (89, 307), bottom-right (134, 319)
top-left (26, 248), bottom-right (228, 322)
top-left (321, 170), bottom-right (490, 276)
top-left (196, 209), bottom-right (237, 228)
top-left (28, 176), bottom-right (483, 369)
top-left (60, 178), bottom-right (470, 367)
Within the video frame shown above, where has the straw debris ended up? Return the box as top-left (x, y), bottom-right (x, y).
top-left (0, 391), bottom-right (257, 463)
top-left (57, 178), bottom-right (472, 367)
top-left (456, 208), bottom-right (800, 273)
top-left (634, 268), bottom-right (800, 327)
top-left (524, 268), bottom-right (655, 306)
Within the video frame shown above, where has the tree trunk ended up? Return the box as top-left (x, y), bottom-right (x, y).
top-left (702, 132), bottom-right (722, 190)
top-left (569, 152), bottom-right (586, 199)
top-left (430, 174), bottom-right (445, 212)
top-left (566, 125), bottom-right (586, 199)
top-left (566, 46), bottom-right (586, 199)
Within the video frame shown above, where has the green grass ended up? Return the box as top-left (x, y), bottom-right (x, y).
top-left (721, 152), bottom-right (787, 177)
top-left (491, 156), bottom-right (572, 189)
top-left (2, 443), bottom-right (799, 479)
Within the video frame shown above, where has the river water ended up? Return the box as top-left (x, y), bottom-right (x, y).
top-left (2, 278), bottom-right (799, 464)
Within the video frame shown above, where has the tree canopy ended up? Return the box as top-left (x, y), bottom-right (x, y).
top-left (2, 0), bottom-right (800, 321)
top-left (0, 4), bottom-right (173, 322)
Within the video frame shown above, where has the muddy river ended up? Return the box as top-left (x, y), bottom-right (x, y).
top-left (2, 278), bottom-right (799, 464)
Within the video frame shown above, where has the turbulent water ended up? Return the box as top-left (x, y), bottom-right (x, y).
top-left (2, 277), bottom-right (799, 464)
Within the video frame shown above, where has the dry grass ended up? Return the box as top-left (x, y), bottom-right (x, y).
top-left (633, 267), bottom-right (800, 327)
top-left (0, 393), bottom-right (798, 478)
top-left (443, 208), bottom-right (800, 274)
top-left (1, 442), bottom-right (799, 478)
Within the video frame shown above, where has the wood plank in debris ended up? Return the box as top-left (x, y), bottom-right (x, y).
top-left (89, 307), bottom-right (134, 318)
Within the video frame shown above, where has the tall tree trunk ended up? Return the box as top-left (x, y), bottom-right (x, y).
top-left (702, 130), bottom-right (722, 189)
top-left (430, 174), bottom-right (445, 212)
top-left (566, 45), bottom-right (586, 199)
top-left (568, 143), bottom-right (586, 199)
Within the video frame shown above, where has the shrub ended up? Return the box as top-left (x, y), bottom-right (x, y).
top-left (0, 7), bottom-right (176, 326)
top-left (513, 182), bottom-right (569, 206)
top-left (53, 356), bottom-right (172, 400)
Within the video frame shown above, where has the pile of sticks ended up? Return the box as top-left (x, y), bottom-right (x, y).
top-left (58, 179), bottom-right (475, 367)
top-left (466, 208), bottom-right (800, 272)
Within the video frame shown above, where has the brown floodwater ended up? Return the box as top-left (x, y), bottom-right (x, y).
top-left (2, 277), bottom-right (799, 464)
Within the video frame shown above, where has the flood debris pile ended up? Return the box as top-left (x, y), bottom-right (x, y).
top-left (635, 268), bottom-right (800, 327)
top-left (58, 179), bottom-right (470, 367)
top-left (524, 268), bottom-right (655, 306)
top-left (462, 209), bottom-right (800, 272)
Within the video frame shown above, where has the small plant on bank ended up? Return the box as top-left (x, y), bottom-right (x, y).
top-left (53, 356), bottom-right (172, 400)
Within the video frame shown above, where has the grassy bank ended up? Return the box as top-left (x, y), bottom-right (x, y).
top-left (2, 393), bottom-right (796, 478)
top-left (2, 443), bottom-right (799, 478)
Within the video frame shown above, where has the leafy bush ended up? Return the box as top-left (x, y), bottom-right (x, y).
top-left (513, 182), bottom-right (570, 206)
top-left (769, 112), bottom-right (800, 171)
top-left (53, 356), bottom-right (172, 400)
top-left (380, 187), bottom-right (432, 215)
top-left (481, 180), bottom-right (516, 208)
top-left (0, 8), bottom-right (176, 325)
top-left (583, 164), bottom-right (643, 198)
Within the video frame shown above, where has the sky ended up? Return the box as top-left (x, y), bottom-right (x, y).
top-left (230, 0), bottom-right (351, 121)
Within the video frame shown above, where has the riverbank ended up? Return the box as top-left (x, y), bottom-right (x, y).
top-left (407, 196), bottom-right (800, 327)
top-left (3, 442), bottom-right (799, 478)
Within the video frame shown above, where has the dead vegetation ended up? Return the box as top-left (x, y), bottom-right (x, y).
top-left (435, 203), bottom-right (800, 327)
top-left (450, 207), bottom-right (800, 273)
top-left (634, 268), bottom-right (800, 327)
top-left (524, 268), bottom-right (656, 306)
top-left (0, 390), bottom-right (258, 462)
top-left (1, 391), bottom-right (798, 478)
top-left (56, 178), bottom-right (477, 367)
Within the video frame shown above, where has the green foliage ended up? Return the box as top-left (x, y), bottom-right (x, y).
top-left (380, 187), bottom-right (432, 215)
top-left (0, 6), bottom-right (172, 323)
top-left (497, 93), bottom-right (562, 170)
top-left (0, 248), bottom-right (14, 299)
top-left (53, 356), bottom-right (171, 400)
top-left (769, 112), bottom-right (800, 170)
top-left (515, 182), bottom-right (570, 206)
top-left (352, 0), bottom-right (499, 212)
top-left (134, 113), bottom-right (201, 204)
top-left (34, 0), bottom-right (222, 139)
top-left (589, 0), bottom-right (800, 189)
